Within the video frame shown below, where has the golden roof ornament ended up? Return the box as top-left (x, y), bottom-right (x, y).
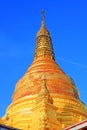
top-left (37, 10), bottom-right (50, 37)
top-left (41, 10), bottom-right (45, 27)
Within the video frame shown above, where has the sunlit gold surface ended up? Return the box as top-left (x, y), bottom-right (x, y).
top-left (1, 13), bottom-right (87, 130)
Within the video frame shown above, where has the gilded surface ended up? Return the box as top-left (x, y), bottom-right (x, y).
top-left (1, 13), bottom-right (87, 130)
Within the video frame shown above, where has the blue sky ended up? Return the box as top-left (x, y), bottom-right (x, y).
top-left (0, 0), bottom-right (87, 117)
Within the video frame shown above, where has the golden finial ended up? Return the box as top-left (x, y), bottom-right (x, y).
top-left (41, 10), bottom-right (45, 26)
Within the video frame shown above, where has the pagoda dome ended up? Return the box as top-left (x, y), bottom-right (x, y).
top-left (12, 55), bottom-right (80, 101)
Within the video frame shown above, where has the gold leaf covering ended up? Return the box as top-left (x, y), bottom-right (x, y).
top-left (1, 12), bottom-right (87, 130)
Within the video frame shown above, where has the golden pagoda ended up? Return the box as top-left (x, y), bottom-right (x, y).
top-left (1, 11), bottom-right (87, 130)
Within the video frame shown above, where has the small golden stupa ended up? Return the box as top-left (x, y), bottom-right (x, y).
top-left (1, 11), bottom-right (87, 130)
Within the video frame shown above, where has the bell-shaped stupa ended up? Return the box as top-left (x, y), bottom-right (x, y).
top-left (1, 11), bottom-right (87, 130)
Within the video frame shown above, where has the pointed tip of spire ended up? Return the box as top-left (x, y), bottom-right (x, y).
top-left (37, 10), bottom-right (50, 37)
top-left (41, 10), bottom-right (45, 26)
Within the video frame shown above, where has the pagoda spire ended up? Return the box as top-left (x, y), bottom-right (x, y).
top-left (41, 10), bottom-right (45, 27)
top-left (34, 11), bottom-right (55, 60)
